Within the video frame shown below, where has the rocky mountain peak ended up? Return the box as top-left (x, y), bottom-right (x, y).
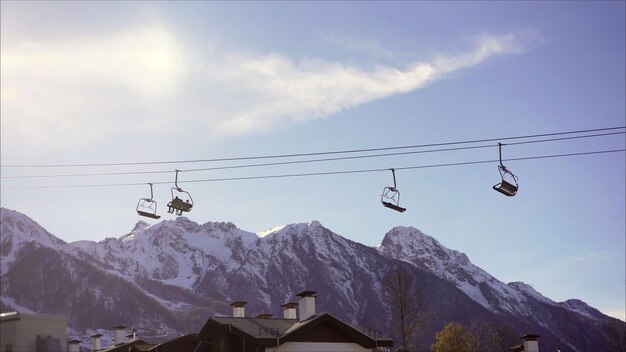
top-left (379, 226), bottom-right (471, 266)
top-left (380, 226), bottom-right (436, 248)
top-left (173, 216), bottom-right (200, 231)
top-left (258, 220), bottom-right (326, 239)
top-left (0, 207), bottom-right (66, 249)
top-left (131, 220), bottom-right (151, 233)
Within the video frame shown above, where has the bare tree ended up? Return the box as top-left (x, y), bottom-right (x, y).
top-left (468, 318), bottom-right (519, 352)
top-left (382, 266), bottom-right (427, 351)
top-left (489, 322), bottom-right (519, 352)
top-left (469, 318), bottom-right (496, 352)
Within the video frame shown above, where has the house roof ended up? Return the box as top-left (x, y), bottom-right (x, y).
top-left (200, 312), bottom-right (393, 348)
top-left (148, 333), bottom-right (210, 352)
top-left (97, 339), bottom-right (155, 352)
top-left (207, 316), bottom-right (297, 338)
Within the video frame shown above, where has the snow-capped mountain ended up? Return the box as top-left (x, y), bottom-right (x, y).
top-left (72, 217), bottom-right (257, 289)
top-left (377, 226), bottom-right (604, 320)
top-left (0, 208), bottom-right (622, 351)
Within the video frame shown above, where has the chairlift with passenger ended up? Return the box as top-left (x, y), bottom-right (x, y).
top-left (493, 143), bottom-right (519, 197)
top-left (381, 169), bottom-right (406, 213)
top-left (167, 170), bottom-right (194, 216)
top-left (136, 183), bottom-right (161, 219)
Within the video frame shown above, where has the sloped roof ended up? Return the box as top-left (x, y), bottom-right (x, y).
top-left (209, 316), bottom-right (297, 338)
top-left (201, 312), bottom-right (393, 348)
top-left (97, 339), bottom-right (154, 352)
top-left (148, 333), bottom-right (210, 352)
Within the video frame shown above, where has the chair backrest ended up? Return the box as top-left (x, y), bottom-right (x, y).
top-left (501, 180), bottom-right (518, 194)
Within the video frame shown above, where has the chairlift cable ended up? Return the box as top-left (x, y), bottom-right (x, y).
top-left (2, 148), bottom-right (623, 189)
top-left (2, 126), bottom-right (624, 168)
top-left (2, 131), bottom-right (624, 179)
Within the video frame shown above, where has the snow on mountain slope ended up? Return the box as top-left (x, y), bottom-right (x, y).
top-left (376, 226), bottom-right (596, 320)
top-left (236, 221), bottom-right (384, 306)
top-left (71, 217), bottom-right (258, 289)
top-left (2, 207), bottom-right (617, 352)
top-left (1, 208), bottom-right (68, 275)
top-left (225, 220), bottom-right (399, 324)
top-left (378, 226), bottom-right (523, 313)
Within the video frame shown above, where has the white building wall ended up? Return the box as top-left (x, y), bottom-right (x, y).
top-left (0, 312), bottom-right (67, 352)
top-left (0, 317), bottom-right (19, 352)
top-left (267, 342), bottom-right (371, 352)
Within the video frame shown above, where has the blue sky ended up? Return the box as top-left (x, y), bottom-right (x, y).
top-left (1, 1), bottom-right (624, 319)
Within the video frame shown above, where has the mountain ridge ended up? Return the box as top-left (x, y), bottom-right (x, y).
top-left (0, 207), bottom-right (622, 351)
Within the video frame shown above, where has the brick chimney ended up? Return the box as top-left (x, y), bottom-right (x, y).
top-left (522, 334), bottom-right (540, 352)
top-left (91, 333), bottom-right (102, 351)
top-left (67, 339), bottom-right (81, 352)
top-left (296, 290), bottom-right (317, 322)
top-left (281, 302), bottom-right (298, 319)
top-left (230, 301), bottom-right (247, 318)
top-left (112, 325), bottom-right (126, 345)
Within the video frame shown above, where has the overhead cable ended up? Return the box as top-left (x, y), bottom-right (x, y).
top-left (2, 148), bottom-right (623, 190)
top-left (2, 131), bottom-right (624, 179)
top-left (2, 126), bottom-right (624, 168)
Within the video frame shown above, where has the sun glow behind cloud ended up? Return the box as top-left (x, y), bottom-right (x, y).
top-left (1, 24), bottom-right (523, 159)
top-left (1, 25), bottom-right (186, 157)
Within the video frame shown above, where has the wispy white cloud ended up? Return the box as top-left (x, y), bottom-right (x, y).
top-left (1, 27), bottom-right (524, 160)
top-left (208, 32), bottom-right (523, 136)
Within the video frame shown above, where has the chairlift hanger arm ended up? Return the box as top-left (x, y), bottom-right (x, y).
top-left (498, 143), bottom-right (507, 170)
top-left (147, 183), bottom-right (154, 200)
top-left (174, 169), bottom-right (182, 190)
top-left (389, 168), bottom-right (398, 190)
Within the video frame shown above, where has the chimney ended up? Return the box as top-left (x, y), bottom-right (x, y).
top-left (68, 339), bottom-right (81, 352)
top-left (230, 301), bottom-right (247, 318)
top-left (125, 329), bottom-right (137, 342)
top-left (296, 290), bottom-right (317, 321)
top-left (281, 302), bottom-right (298, 320)
top-left (522, 334), bottom-right (540, 352)
top-left (112, 325), bottom-right (126, 345)
top-left (91, 334), bottom-right (102, 351)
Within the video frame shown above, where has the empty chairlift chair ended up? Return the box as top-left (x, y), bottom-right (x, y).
top-left (381, 169), bottom-right (407, 213)
top-left (492, 143), bottom-right (519, 197)
top-left (167, 169), bottom-right (194, 216)
top-left (136, 183), bottom-right (161, 219)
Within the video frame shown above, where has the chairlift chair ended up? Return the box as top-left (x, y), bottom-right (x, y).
top-left (492, 143), bottom-right (519, 197)
top-left (136, 183), bottom-right (161, 219)
top-left (381, 169), bottom-right (407, 213)
top-left (167, 170), bottom-right (194, 216)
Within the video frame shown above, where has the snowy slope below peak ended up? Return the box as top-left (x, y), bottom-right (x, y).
top-left (1, 208), bottom-right (70, 275)
top-left (1, 208), bottom-right (66, 249)
top-left (226, 220), bottom-right (392, 321)
top-left (558, 298), bottom-right (607, 321)
top-left (70, 217), bottom-right (258, 289)
top-left (378, 226), bottom-right (549, 316)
